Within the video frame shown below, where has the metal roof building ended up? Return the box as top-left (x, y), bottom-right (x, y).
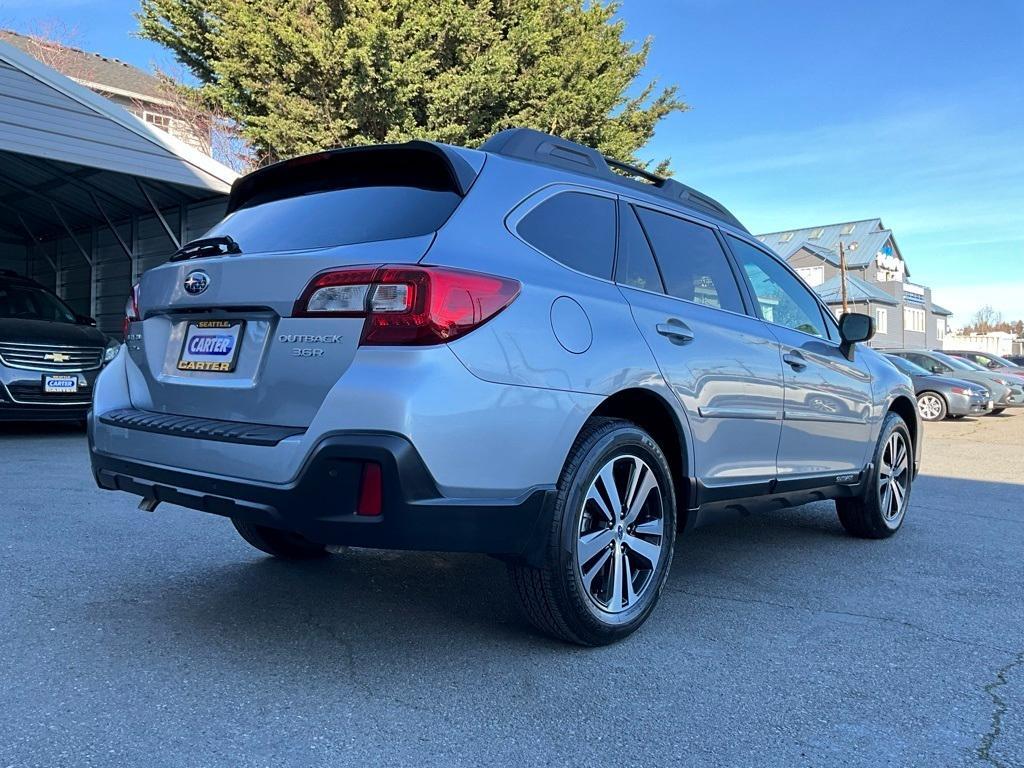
top-left (757, 218), bottom-right (906, 275)
top-left (0, 37), bottom-right (237, 334)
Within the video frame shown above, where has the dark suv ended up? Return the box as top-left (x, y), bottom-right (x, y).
top-left (0, 270), bottom-right (117, 422)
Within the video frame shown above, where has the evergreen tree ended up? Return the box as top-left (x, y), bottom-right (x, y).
top-left (137, 0), bottom-right (686, 168)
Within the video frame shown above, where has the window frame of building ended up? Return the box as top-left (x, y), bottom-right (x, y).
top-left (903, 306), bottom-right (926, 333)
top-left (809, 228), bottom-right (825, 240)
top-left (778, 232), bottom-right (794, 243)
top-left (795, 265), bottom-right (825, 287)
top-left (936, 318), bottom-right (946, 341)
top-left (143, 110), bottom-right (172, 131)
top-left (840, 223), bottom-right (856, 235)
top-left (875, 307), bottom-right (889, 335)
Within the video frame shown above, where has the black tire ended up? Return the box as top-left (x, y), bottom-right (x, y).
top-left (989, 408), bottom-right (1006, 416)
top-left (836, 412), bottom-right (913, 539)
top-left (916, 391), bottom-right (947, 422)
top-left (231, 519), bottom-right (328, 559)
top-left (508, 418), bottom-right (677, 646)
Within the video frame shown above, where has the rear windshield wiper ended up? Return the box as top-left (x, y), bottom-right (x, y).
top-left (171, 235), bottom-right (242, 261)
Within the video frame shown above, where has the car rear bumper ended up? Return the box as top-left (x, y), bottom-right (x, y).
top-left (89, 422), bottom-right (555, 563)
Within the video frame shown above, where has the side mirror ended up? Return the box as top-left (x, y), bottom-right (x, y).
top-left (76, 314), bottom-right (98, 327)
top-left (838, 312), bottom-right (874, 360)
top-left (931, 365), bottom-right (944, 375)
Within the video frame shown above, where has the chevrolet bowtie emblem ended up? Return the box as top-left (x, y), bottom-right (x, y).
top-left (44, 352), bottom-right (71, 363)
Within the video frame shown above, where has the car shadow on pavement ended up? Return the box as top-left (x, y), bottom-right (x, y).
top-left (86, 471), bottom-right (1022, 680)
top-left (92, 502), bottom-right (858, 660)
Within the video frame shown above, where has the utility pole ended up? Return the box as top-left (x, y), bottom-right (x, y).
top-left (838, 240), bottom-right (849, 316)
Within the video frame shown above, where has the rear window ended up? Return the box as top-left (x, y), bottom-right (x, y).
top-left (203, 187), bottom-right (460, 254)
top-left (516, 192), bottom-right (616, 279)
top-left (202, 148), bottom-right (465, 254)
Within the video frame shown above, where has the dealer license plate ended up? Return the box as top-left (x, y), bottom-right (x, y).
top-left (177, 320), bottom-right (245, 372)
top-left (43, 375), bottom-right (79, 394)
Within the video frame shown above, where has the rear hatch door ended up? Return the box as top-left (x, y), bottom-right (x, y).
top-left (126, 142), bottom-right (483, 428)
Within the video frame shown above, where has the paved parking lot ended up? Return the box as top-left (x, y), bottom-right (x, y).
top-left (1, 414), bottom-right (1022, 767)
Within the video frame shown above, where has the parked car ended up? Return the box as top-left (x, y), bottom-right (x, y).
top-left (887, 349), bottom-right (1023, 415)
top-left (89, 129), bottom-right (921, 645)
top-left (951, 355), bottom-right (1024, 411)
top-left (941, 349), bottom-right (1024, 383)
top-left (884, 354), bottom-right (991, 421)
top-left (1004, 354), bottom-right (1024, 367)
top-left (0, 270), bottom-right (118, 422)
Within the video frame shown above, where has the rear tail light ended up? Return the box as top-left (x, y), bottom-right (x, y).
top-left (122, 282), bottom-right (140, 339)
top-left (294, 265), bottom-right (520, 345)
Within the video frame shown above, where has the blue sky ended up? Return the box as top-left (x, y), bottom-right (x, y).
top-left (1, 0), bottom-right (1021, 323)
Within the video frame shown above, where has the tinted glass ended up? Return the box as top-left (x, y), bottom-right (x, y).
top-left (202, 186), bottom-right (462, 254)
top-left (886, 355), bottom-right (928, 376)
top-left (727, 236), bottom-right (827, 337)
top-left (635, 209), bottom-right (744, 312)
top-left (0, 283), bottom-right (77, 323)
top-left (517, 192), bottom-right (616, 279)
top-left (616, 205), bottom-right (664, 293)
top-left (972, 352), bottom-right (1014, 367)
top-left (932, 351), bottom-right (976, 371)
top-left (905, 353), bottom-right (948, 372)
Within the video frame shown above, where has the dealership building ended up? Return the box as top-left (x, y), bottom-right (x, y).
top-left (757, 218), bottom-right (952, 349)
top-left (0, 37), bottom-right (235, 336)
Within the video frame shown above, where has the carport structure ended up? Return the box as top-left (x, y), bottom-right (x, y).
top-left (0, 38), bottom-right (237, 334)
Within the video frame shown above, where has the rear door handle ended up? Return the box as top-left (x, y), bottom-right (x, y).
top-left (656, 320), bottom-right (694, 345)
top-left (782, 351), bottom-right (807, 371)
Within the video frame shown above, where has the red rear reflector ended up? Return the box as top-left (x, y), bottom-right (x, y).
top-left (357, 462), bottom-right (383, 517)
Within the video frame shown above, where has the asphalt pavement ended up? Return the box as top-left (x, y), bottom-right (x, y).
top-left (1, 415), bottom-right (1022, 767)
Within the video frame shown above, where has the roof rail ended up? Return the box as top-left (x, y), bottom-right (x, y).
top-left (479, 128), bottom-right (747, 232)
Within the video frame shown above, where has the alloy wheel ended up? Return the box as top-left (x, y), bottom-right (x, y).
top-left (878, 431), bottom-right (909, 524)
top-left (576, 454), bottom-right (665, 614)
top-left (917, 394), bottom-right (943, 421)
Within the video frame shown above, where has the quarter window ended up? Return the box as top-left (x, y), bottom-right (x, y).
top-left (727, 236), bottom-right (828, 338)
top-left (635, 209), bottom-right (744, 313)
top-left (517, 192), bottom-right (616, 279)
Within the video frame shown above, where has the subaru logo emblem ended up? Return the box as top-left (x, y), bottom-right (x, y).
top-left (183, 270), bottom-right (210, 295)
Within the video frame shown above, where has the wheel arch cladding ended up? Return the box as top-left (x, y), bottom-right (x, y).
top-left (589, 388), bottom-right (694, 514)
top-left (888, 394), bottom-right (919, 458)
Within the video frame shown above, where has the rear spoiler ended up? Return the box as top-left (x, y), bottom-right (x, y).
top-left (227, 141), bottom-right (483, 215)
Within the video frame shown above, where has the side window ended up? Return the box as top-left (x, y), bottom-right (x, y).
top-left (634, 208), bottom-right (745, 313)
top-left (615, 205), bottom-right (665, 293)
top-left (516, 191), bottom-right (616, 279)
top-left (727, 236), bottom-right (828, 338)
top-left (909, 354), bottom-right (946, 373)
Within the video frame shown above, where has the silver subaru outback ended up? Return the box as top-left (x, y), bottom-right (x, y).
top-left (89, 128), bottom-right (920, 645)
